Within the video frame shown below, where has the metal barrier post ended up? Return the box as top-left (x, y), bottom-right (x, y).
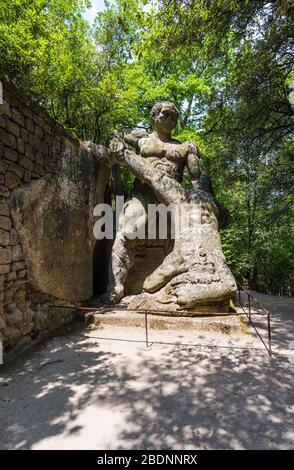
top-left (248, 295), bottom-right (251, 323)
top-left (145, 312), bottom-right (149, 347)
top-left (267, 312), bottom-right (272, 357)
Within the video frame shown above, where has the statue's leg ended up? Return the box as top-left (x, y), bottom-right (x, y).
top-left (106, 197), bottom-right (147, 303)
top-left (143, 250), bottom-right (188, 293)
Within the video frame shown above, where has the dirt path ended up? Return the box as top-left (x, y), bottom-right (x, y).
top-left (0, 292), bottom-right (293, 450)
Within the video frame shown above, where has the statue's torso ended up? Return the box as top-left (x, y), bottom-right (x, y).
top-left (138, 133), bottom-right (188, 183)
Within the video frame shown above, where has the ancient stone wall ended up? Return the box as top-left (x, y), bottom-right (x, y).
top-left (0, 78), bottom-right (109, 353)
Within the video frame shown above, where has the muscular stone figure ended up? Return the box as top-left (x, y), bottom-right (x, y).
top-left (105, 102), bottom-right (204, 303)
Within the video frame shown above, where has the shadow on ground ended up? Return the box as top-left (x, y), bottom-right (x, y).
top-left (0, 293), bottom-right (293, 450)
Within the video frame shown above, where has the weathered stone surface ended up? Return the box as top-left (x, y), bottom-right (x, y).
top-left (0, 264), bottom-right (10, 275)
top-left (6, 120), bottom-right (20, 137)
top-left (11, 244), bottom-right (24, 262)
top-left (4, 287), bottom-right (14, 304)
top-left (11, 107), bottom-right (25, 127)
top-left (0, 229), bottom-right (9, 245)
top-left (13, 289), bottom-right (26, 303)
top-left (17, 138), bottom-right (25, 155)
top-left (0, 247), bottom-right (11, 264)
top-left (19, 155), bottom-right (33, 170)
top-left (9, 142), bottom-right (106, 301)
top-left (9, 228), bottom-right (19, 245)
top-left (25, 118), bottom-right (34, 133)
top-left (4, 146), bottom-right (17, 161)
top-left (0, 129), bottom-right (16, 148)
top-left (17, 269), bottom-right (27, 278)
top-left (106, 102), bottom-right (237, 312)
top-left (23, 170), bottom-right (31, 183)
top-left (6, 161), bottom-right (24, 178)
top-left (4, 308), bottom-right (23, 327)
top-left (11, 261), bottom-right (26, 271)
top-left (0, 199), bottom-right (9, 216)
top-left (0, 101), bottom-right (11, 117)
top-left (0, 315), bottom-right (6, 331)
top-left (5, 271), bottom-right (17, 281)
top-left (0, 78), bottom-right (110, 353)
top-left (5, 172), bottom-right (21, 189)
top-left (0, 215), bottom-right (12, 231)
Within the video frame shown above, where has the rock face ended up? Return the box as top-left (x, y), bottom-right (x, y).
top-left (9, 141), bottom-right (101, 301)
top-left (0, 77), bottom-right (110, 352)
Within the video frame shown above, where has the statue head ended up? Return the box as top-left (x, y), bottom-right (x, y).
top-left (150, 101), bottom-right (179, 134)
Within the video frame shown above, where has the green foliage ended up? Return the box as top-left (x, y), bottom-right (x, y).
top-left (0, 0), bottom-right (293, 294)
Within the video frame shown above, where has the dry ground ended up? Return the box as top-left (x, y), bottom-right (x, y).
top-left (0, 292), bottom-right (293, 450)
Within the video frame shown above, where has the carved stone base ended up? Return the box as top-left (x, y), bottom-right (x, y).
top-left (124, 293), bottom-right (231, 314)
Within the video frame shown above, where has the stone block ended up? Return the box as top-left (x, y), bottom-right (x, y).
top-left (0, 116), bottom-right (6, 128)
top-left (4, 287), bottom-right (14, 304)
top-left (0, 264), bottom-right (10, 275)
top-left (4, 308), bottom-right (23, 327)
top-left (0, 215), bottom-right (11, 231)
top-left (17, 269), bottom-right (27, 278)
top-left (25, 143), bottom-right (35, 161)
top-left (19, 155), bottom-right (33, 171)
top-left (34, 125), bottom-right (43, 139)
top-left (0, 200), bottom-right (9, 216)
top-left (6, 161), bottom-right (24, 178)
top-left (0, 101), bottom-right (11, 117)
top-left (4, 146), bottom-right (17, 162)
top-left (17, 138), bottom-right (25, 155)
top-left (5, 271), bottom-right (16, 281)
top-left (0, 185), bottom-right (9, 197)
top-left (0, 128), bottom-right (16, 149)
top-left (11, 244), bottom-right (24, 262)
top-left (22, 106), bottom-right (33, 119)
top-left (33, 163), bottom-right (46, 176)
top-left (5, 326), bottom-right (21, 344)
top-left (21, 128), bottom-right (29, 143)
top-left (13, 288), bottom-right (26, 303)
top-left (0, 229), bottom-right (10, 245)
top-left (25, 118), bottom-right (34, 132)
top-left (5, 172), bottom-right (21, 189)
top-left (11, 107), bottom-right (25, 127)
top-left (0, 247), bottom-right (11, 264)
top-left (11, 261), bottom-right (26, 271)
top-left (24, 170), bottom-right (31, 183)
top-left (29, 134), bottom-right (42, 152)
top-left (0, 315), bottom-right (6, 331)
top-left (6, 120), bottom-right (20, 138)
top-left (35, 152), bottom-right (45, 166)
top-left (9, 229), bottom-right (19, 245)
top-left (33, 113), bottom-right (43, 127)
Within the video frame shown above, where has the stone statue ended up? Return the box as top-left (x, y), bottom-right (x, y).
top-left (105, 102), bottom-right (236, 312)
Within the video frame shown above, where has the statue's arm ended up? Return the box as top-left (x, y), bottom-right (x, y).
top-left (108, 128), bottom-right (148, 160)
top-left (185, 143), bottom-right (203, 189)
top-left (186, 143), bottom-right (213, 193)
top-left (124, 128), bottom-right (149, 151)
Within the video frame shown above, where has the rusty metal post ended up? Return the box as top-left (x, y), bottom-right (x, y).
top-left (248, 295), bottom-right (251, 323)
top-left (145, 312), bottom-right (149, 347)
top-left (267, 312), bottom-right (272, 357)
